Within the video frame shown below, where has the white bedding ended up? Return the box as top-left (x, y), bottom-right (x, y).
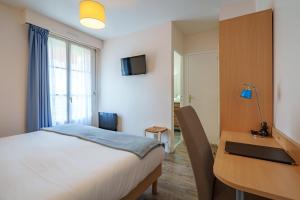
top-left (0, 131), bottom-right (164, 200)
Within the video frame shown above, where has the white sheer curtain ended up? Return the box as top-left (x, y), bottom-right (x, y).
top-left (70, 44), bottom-right (92, 125)
top-left (48, 37), bottom-right (93, 126)
top-left (48, 37), bottom-right (68, 125)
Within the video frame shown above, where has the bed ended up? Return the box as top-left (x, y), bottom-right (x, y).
top-left (0, 126), bottom-right (164, 200)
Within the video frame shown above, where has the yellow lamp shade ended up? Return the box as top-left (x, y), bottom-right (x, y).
top-left (80, 0), bottom-right (106, 29)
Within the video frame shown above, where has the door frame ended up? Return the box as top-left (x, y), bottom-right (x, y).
top-left (172, 51), bottom-right (184, 150)
top-left (183, 50), bottom-right (220, 144)
top-left (173, 51), bottom-right (184, 105)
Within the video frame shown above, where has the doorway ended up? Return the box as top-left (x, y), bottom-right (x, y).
top-left (185, 51), bottom-right (219, 145)
top-left (173, 51), bottom-right (183, 147)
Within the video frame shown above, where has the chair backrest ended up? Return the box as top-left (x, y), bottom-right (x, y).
top-left (175, 106), bottom-right (215, 200)
top-left (98, 112), bottom-right (118, 131)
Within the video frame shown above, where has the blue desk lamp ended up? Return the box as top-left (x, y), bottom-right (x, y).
top-left (240, 83), bottom-right (269, 137)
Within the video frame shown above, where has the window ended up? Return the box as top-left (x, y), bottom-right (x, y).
top-left (48, 36), bottom-right (96, 126)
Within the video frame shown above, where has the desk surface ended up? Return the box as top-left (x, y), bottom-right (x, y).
top-left (214, 131), bottom-right (300, 200)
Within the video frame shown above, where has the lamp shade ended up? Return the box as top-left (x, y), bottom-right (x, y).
top-left (80, 0), bottom-right (105, 29)
top-left (240, 88), bottom-right (252, 99)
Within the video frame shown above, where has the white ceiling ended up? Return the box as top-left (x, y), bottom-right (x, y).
top-left (0, 0), bottom-right (230, 39)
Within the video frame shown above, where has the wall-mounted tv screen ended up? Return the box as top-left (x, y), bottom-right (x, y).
top-left (121, 55), bottom-right (146, 76)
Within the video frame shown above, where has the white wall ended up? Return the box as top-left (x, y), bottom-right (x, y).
top-left (0, 2), bottom-right (102, 137)
top-left (99, 23), bottom-right (173, 151)
top-left (219, 0), bottom-right (256, 21)
top-left (183, 28), bottom-right (219, 53)
top-left (272, 0), bottom-right (300, 144)
top-left (172, 24), bottom-right (184, 55)
top-left (0, 3), bottom-right (27, 137)
top-left (220, 0), bottom-right (273, 21)
top-left (255, 0), bottom-right (273, 11)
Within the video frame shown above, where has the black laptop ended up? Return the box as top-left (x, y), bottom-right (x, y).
top-left (225, 141), bottom-right (296, 165)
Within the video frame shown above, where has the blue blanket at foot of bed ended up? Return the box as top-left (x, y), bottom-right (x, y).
top-left (42, 124), bottom-right (162, 159)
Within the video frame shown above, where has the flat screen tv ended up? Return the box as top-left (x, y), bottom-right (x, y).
top-left (121, 55), bottom-right (146, 76)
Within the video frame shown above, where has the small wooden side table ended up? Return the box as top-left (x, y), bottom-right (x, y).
top-left (144, 126), bottom-right (168, 143)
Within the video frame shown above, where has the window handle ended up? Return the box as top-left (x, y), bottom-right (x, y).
top-left (69, 97), bottom-right (72, 103)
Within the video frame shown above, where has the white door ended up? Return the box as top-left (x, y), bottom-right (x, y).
top-left (185, 52), bottom-right (219, 144)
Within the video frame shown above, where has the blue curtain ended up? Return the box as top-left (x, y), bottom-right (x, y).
top-left (26, 24), bottom-right (52, 132)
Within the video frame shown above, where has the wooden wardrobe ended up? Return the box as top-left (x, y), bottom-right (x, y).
top-left (219, 9), bottom-right (273, 133)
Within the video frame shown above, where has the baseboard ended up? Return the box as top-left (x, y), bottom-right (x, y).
top-left (272, 127), bottom-right (300, 163)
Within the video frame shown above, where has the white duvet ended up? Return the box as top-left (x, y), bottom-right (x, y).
top-left (0, 131), bottom-right (164, 200)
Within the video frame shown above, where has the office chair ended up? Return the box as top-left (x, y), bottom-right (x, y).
top-left (175, 106), bottom-right (269, 200)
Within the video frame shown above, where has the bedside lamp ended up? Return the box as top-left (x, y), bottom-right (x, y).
top-left (240, 83), bottom-right (269, 137)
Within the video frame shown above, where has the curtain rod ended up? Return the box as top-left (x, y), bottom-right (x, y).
top-left (25, 22), bottom-right (99, 50)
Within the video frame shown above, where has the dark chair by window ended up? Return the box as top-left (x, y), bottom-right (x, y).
top-left (175, 106), bottom-right (269, 200)
top-left (98, 112), bottom-right (118, 131)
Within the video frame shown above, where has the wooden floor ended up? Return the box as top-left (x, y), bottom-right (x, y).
top-left (138, 142), bottom-right (198, 200)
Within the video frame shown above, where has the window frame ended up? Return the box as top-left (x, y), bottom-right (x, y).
top-left (48, 34), bottom-right (97, 126)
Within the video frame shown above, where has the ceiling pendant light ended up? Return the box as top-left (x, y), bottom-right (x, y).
top-left (80, 0), bottom-right (106, 29)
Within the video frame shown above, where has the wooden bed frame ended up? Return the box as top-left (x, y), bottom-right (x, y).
top-left (121, 164), bottom-right (162, 200)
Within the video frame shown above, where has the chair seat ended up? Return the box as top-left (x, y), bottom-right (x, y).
top-left (213, 179), bottom-right (270, 200)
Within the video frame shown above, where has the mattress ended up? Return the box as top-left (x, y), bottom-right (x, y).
top-left (0, 131), bottom-right (164, 200)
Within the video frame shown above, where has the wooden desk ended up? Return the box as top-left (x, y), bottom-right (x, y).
top-left (214, 131), bottom-right (300, 200)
